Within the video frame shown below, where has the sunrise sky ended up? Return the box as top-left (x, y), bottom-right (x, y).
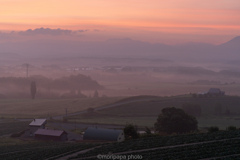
top-left (1, 0), bottom-right (240, 44)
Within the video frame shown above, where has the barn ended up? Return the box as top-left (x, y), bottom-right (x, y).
top-left (34, 129), bottom-right (68, 141)
top-left (29, 119), bottom-right (47, 135)
top-left (83, 127), bottom-right (125, 142)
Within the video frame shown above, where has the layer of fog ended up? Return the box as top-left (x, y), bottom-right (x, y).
top-left (0, 32), bottom-right (240, 97)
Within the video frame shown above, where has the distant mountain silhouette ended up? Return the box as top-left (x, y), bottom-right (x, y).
top-left (219, 36), bottom-right (240, 48)
top-left (215, 36), bottom-right (240, 61)
top-left (0, 36), bottom-right (239, 63)
top-left (218, 36), bottom-right (240, 53)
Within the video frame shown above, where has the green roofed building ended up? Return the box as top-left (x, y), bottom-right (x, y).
top-left (83, 127), bottom-right (125, 142)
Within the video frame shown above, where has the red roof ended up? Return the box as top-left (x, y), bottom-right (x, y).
top-left (34, 129), bottom-right (66, 137)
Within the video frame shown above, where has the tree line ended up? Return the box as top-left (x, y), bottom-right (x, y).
top-left (0, 74), bottom-right (103, 91)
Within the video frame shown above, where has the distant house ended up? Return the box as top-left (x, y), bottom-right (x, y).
top-left (34, 129), bottom-right (68, 141)
top-left (207, 88), bottom-right (225, 96)
top-left (83, 127), bottom-right (125, 142)
top-left (29, 119), bottom-right (47, 135)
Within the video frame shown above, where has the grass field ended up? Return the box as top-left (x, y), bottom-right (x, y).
top-left (1, 95), bottom-right (240, 129)
top-left (68, 115), bottom-right (240, 130)
top-left (0, 97), bottom-right (123, 118)
top-left (0, 119), bottom-right (29, 136)
top-left (68, 95), bottom-right (240, 129)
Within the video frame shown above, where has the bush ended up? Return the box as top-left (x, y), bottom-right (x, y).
top-left (226, 126), bottom-right (237, 131)
top-left (124, 124), bottom-right (139, 139)
top-left (208, 126), bottom-right (219, 133)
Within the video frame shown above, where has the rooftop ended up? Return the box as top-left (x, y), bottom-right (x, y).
top-left (29, 119), bottom-right (47, 126)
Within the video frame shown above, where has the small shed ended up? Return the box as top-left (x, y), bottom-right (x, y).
top-left (29, 119), bottom-right (47, 135)
top-left (83, 127), bottom-right (125, 142)
top-left (34, 129), bottom-right (68, 141)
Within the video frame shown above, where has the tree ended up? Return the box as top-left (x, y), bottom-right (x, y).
top-left (124, 124), bottom-right (139, 139)
top-left (30, 81), bottom-right (37, 99)
top-left (154, 107), bottom-right (198, 134)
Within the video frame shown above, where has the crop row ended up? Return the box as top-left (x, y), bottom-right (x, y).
top-left (122, 139), bottom-right (240, 160)
top-left (0, 143), bottom-right (95, 160)
top-left (81, 139), bottom-right (240, 160)
top-left (70, 130), bottom-right (240, 159)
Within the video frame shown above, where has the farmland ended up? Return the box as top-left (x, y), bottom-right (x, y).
top-left (69, 130), bottom-right (240, 159)
top-left (0, 139), bottom-right (95, 160)
top-left (0, 95), bottom-right (240, 159)
top-left (0, 97), bottom-right (123, 118)
top-left (1, 95), bottom-right (240, 128)
top-left (0, 119), bottom-right (97, 160)
top-left (67, 95), bottom-right (240, 129)
top-left (1, 119), bottom-right (240, 160)
top-left (0, 120), bottom-right (29, 136)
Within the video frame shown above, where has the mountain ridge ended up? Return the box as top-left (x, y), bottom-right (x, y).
top-left (0, 36), bottom-right (239, 63)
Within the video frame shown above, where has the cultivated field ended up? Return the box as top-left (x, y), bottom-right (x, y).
top-left (69, 130), bottom-right (240, 160)
top-left (68, 95), bottom-right (240, 129)
top-left (1, 95), bottom-right (240, 129)
top-left (1, 95), bottom-right (240, 159)
top-left (0, 97), bottom-right (123, 118)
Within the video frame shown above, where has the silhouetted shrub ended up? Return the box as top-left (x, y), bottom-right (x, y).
top-left (124, 124), bottom-right (139, 139)
top-left (226, 126), bottom-right (237, 131)
top-left (208, 126), bottom-right (219, 133)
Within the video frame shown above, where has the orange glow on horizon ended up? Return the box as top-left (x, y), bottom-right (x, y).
top-left (0, 0), bottom-right (240, 43)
